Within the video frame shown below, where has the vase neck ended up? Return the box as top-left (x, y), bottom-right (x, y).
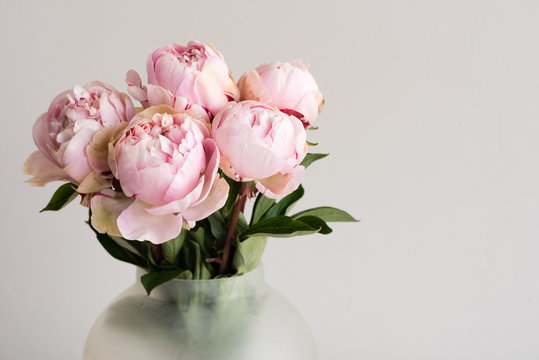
top-left (134, 265), bottom-right (266, 303)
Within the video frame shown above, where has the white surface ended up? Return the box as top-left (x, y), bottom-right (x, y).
top-left (2, 0), bottom-right (539, 359)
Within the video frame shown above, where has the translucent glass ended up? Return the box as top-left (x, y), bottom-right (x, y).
top-left (83, 265), bottom-right (318, 359)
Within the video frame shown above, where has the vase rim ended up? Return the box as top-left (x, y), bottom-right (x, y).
top-left (135, 263), bottom-right (264, 283)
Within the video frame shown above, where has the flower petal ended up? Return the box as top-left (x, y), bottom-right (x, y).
top-left (90, 190), bottom-right (133, 237)
top-left (117, 199), bottom-right (183, 244)
top-left (256, 165), bottom-right (305, 199)
top-left (182, 176), bottom-right (229, 222)
top-left (22, 151), bottom-right (68, 186)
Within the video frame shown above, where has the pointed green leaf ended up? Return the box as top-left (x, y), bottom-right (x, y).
top-left (162, 230), bottom-right (186, 264)
top-left (295, 216), bottom-right (333, 235)
top-left (40, 182), bottom-right (78, 212)
top-left (237, 213), bottom-right (248, 233)
top-left (89, 225), bottom-right (147, 267)
top-left (250, 193), bottom-right (276, 225)
top-left (300, 153), bottom-right (329, 168)
top-left (233, 236), bottom-right (267, 275)
top-left (242, 215), bottom-right (320, 238)
top-left (292, 207), bottom-right (359, 222)
top-left (264, 185), bottom-right (304, 218)
top-left (223, 178), bottom-right (242, 215)
top-left (141, 268), bottom-right (185, 295)
top-left (207, 211), bottom-right (227, 240)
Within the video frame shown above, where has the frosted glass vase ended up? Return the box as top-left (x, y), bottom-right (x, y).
top-left (83, 265), bottom-right (317, 359)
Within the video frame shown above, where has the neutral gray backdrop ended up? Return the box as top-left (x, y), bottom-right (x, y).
top-left (2, 0), bottom-right (539, 359)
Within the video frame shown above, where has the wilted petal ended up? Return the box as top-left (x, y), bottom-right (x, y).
top-left (77, 171), bottom-right (112, 194)
top-left (90, 190), bottom-right (133, 237)
top-left (23, 151), bottom-right (68, 186)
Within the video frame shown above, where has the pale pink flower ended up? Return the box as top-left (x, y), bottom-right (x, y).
top-left (102, 105), bottom-right (229, 244)
top-left (238, 60), bottom-right (324, 127)
top-left (212, 101), bottom-right (307, 199)
top-left (23, 82), bottom-right (134, 186)
top-left (127, 41), bottom-right (239, 120)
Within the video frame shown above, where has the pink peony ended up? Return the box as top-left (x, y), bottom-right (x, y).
top-left (23, 82), bottom-right (134, 186)
top-left (238, 60), bottom-right (324, 127)
top-left (127, 41), bottom-right (239, 119)
top-left (101, 105), bottom-right (229, 244)
top-left (212, 101), bottom-right (307, 199)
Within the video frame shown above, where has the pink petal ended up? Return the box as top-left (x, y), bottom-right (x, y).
top-left (238, 68), bottom-right (266, 102)
top-left (189, 138), bottom-right (220, 206)
top-left (146, 177), bottom-right (205, 216)
top-left (147, 84), bottom-right (174, 107)
top-left (255, 165), bottom-right (305, 200)
top-left (194, 71), bottom-right (228, 115)
top-left (295, 90), bottom-right (324, 125)
top-left (23, 151), bottom-right (68, 186)
top-left (61, 127), bottom-right (95, 183)
top-left (32, 112), bottom-right (56, 163)
top-left (126, 70), bottom-right (148, 103)
top-left (182, 176), bottom-right (229, 222)
top-left (117, 199), bottom-right (183, 244)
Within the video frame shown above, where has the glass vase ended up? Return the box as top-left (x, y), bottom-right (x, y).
top-left (83, 265), bottom-right (317, 359)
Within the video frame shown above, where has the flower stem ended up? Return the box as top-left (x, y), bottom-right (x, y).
top-left (151, 243), bottom-right (163, 265)
top-left (219, 183), bottom-right (248, 274)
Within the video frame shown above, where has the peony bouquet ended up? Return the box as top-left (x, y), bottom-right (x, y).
top-left (23, 41), bottom-right (356, 294)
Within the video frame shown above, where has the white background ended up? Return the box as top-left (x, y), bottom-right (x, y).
top-left (2, 0), bottom-right (539, 359)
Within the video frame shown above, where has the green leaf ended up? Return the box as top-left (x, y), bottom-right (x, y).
top-left (223, 179), bottom-right (242, 215)
top-left (190, 227), bottom-right (207, 253)
top-left (141, 268), bottom-right (185, 295)
top-left (242, 215), bottom-right (320, 238)
top-left (295, 216), bottom-right (333, 235)
top-left (178, 270), bottom-right (193, 280)
top-left (200, 262), bottom-right (213, 280)
top-left (233, 236), bottom-right (267, 275)
top-left (89, 226), bottom-right (147, 267)
top-left (236, 213), bottom-right (248, 233)
top-left (185, 239), bottom-right (202, 280)
top-left (110, 236), bottom-right (147, 258)
top-left (264, 185), bottom-right (304, 218)
top-left (291, 207), bottom-right (359, 222)
top-left (300, 153), bottom-right (329, 168)
top-left (207, 211), bottom-right (227, 240)
top-left (250, 193), bottom-right (276, 225)
top-left (306, 140), bottom-right (318, 146)
top-left (161, 230), bottom-right (186, 264)
top-left (40, 182), bottom-right (78, 212)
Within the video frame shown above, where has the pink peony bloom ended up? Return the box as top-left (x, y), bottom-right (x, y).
top-left (127, 41), bottom-right (239, 120)
top-left (23, 82), bottom-right (134, 186)
top-left (238, 60), bottom-right (324, 127)
top-left (105, 105), bottom-right (229, 244)
top-left (212, 101), bottom-right (307, 199)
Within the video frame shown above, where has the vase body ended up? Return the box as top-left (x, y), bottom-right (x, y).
top-left (83, 265), bottom-right (317, 359)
